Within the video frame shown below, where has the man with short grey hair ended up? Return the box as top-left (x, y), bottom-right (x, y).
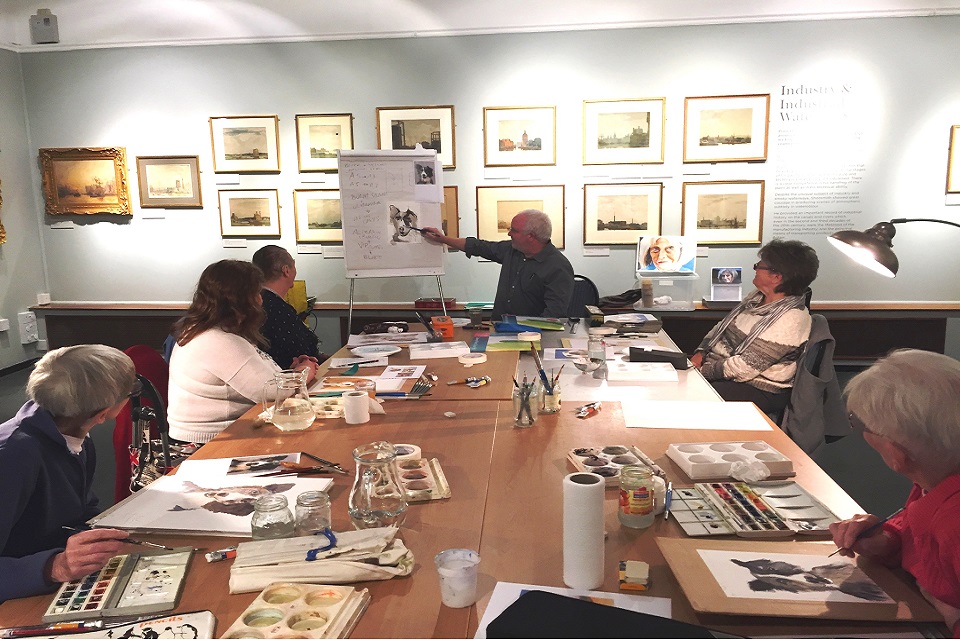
top-left (423, 209), bottom-right (574, 319)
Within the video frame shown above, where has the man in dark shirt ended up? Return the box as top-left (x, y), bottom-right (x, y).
top-left (422, 209), bottom-right (574, 319)
top-left (251, 245), bottom-right (327, 369)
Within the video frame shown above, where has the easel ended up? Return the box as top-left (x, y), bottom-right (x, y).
top-left (347, 276), bottom-right (448, 336)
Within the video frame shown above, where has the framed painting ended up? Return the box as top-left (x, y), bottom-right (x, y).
top-left (39, 147), bottom-right (130, 215)
top-left (583, 182), bottom-right (663, 245)
top-left (683, 94), bottom-right (770, 163)
top-left (441, 185), bottom-right (460, 246)
top-left (296, 113), bottom-right (353, 172)
top-left (947, 125), bottom-right (960, 194)
top-left (218, 189), bottom-right (280, 237)
top-left (682, 180), bottom-right (764, 245)
top-left (583, 98), bottom-right (665, 165)
top-left (293, 189), bottom-right (342, 243)
top-left (476, 185), bottom-right (565, 249)
top-left (135, 155), bottom-right (202, 208)
top-left (376, 105), bottom-right (455, 169)
top-left (209, 115), bottom-right (281, 173)
top-left (483, 106), bottom-right (556, 167)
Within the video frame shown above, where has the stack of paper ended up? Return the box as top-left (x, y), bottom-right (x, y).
top-left (606, 361), bottom-right (679, 383)
top-left (408, 341), bottom-right (471, 359)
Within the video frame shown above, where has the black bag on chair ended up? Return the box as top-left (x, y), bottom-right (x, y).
top-left (128, 374), bottom-right (197, 493)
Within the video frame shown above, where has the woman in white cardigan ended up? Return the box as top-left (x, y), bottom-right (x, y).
top-left (167, 260), bottom-right (318, 444)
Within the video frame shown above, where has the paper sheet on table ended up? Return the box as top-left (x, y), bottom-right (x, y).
top-left (622, 400), bottom-right (772, 430)
top-left (347, 331), bottom-right (430, 346)
top-left (475, 581), bottom-right (671, 639)
top-left (176, 453), bottom-right (302, 481)
top-left (379, 364), bottom-right (426, 379)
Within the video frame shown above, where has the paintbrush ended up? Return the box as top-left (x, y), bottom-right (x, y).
top-left (62, 525), bottom-right (176, 551)
top-left (828, 507), bottom-right (905, 557)
top-left (529, 342), bottom-right (554, 394)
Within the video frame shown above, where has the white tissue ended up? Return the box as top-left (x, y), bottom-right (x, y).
top-left (562, 472), bottom-right (605, 590)
top-left (730, 460), bottom-right (771, 482)
top-left (343, 391), bottom-right (370, 424)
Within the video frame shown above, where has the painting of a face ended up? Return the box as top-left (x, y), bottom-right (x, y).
top-left (649, 237), bottom-right (681, 270)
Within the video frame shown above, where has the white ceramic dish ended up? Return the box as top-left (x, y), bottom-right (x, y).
top-left (349, 345), bottom-right (401, 357)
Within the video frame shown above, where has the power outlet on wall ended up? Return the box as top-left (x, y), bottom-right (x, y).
top-left (17, 311), bottom-right (39, 344)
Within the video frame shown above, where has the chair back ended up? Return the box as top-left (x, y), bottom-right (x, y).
top-left (113, 345), bottom-right (169, 502)
top-left (567, 274), bottom-right (600, 319)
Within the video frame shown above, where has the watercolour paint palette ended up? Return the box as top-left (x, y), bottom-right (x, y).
top-left (666, 440), bottom-right (795, 480)
top-left (42, 549), bottom-right (192, 623)
top-left (566, 445), bottom-right (664, 487)
top-left (221, 582), bottom-right (370, 639)
top-left (669, 481), bottom-right (841, 538)
top-left (397, 457), bottom-right (451, 502)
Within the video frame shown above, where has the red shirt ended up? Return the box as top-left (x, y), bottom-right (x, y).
top-left (883, 474), bottom-right (960, 635)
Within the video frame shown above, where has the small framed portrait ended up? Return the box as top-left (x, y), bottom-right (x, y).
top-left (295, 113), bottom-right (353, 173)
top-left (947, 125), bottom-right (960, 194)
top-left (209, 115), bottom-right (281, 173)
top-left (39, 147), bottom-right (130, 215)
top-left (441, 185), bottom-right (460, 246)
top-left (711, 267), bottom-right (744, 302)
top-left (683, 94), bottom-right (770, 163)
top-left (376, 105), bottom-right (456, 169)
top-left (476, 185), bottom-right (565, 249)
top-left (293, 189), bottom-right (341, 243)
top-left (218, 189), bottom-right (280, 237)
top-left (682, 180), bottom-right (765, 245)
top-left (135, 155), bottom-right (202, 208)
top-left (635, 235), bottom-right (696, 273)
top-left (583, 98), bottom-right (666, 165)
top-left (483, 106), bottom-right (556, 167)
top-left (583, 182), bottom-right (663, 245)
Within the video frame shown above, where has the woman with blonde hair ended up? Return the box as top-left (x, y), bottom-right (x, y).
top-left (167, 260), bottom-right (318, 444)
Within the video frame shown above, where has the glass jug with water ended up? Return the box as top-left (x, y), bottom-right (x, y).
top-left (348, 441), bottom-right (407, 529)
top-left (264, 369), bottom-right (315, 431)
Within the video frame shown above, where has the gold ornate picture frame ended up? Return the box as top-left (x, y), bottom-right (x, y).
top-left (441, 185), bottom-right (460, 247)
top-left (682, 180), bottom-right (765, 245)
top-left (136, 155), bottom-right (202, 208)
top-left (947, 125), bottom-right (959, 194)
top-left (39, 147), bottom-right (130, 215)
top-left (296, 114), bottom-right (353, 173)
top-left (209, 115), bottom-right (281, 173)
top-left (683, 94), bottom-right (770, 163)
top-left (476, 184), bottom-right (565, 248)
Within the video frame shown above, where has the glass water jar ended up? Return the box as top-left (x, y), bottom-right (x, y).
top-left (251, 494), bottom-right (295, 539)
top-left (617, 465), bottom-right (656, 529)
top-left (587, 329), bottom-right (607, 380)
top-left (294, 490), bottom-right (332, 536)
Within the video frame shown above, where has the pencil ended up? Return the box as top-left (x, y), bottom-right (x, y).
top-left (827, 507), bottom-right (904, 557)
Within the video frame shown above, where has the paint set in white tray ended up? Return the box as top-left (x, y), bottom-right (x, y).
top-left (566, 445), bottom-right (664, 486)
top-left (394, 444), bottom-right (451, 502)
top-left (221, 582), bottom-right (370, 639)
top-left (666, 440), bottom-right (795, 480)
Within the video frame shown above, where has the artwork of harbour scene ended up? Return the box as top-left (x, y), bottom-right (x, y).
top-left (699, 108), bottom-right (753, 146)
top-left (223, 126), bottom-right (269, 160)
top-left (498, 119), bottom-right (542, 151)
top-left (697, 193), bottom-right (748, 229)
top-left (145, 162), bottom-right (194, 198)
top-left (597, 111), bottom-right (651, 149)
top-left (53, 159), bottom-right (118, 204)
top-left (596, 194), bottom-right (649, 231)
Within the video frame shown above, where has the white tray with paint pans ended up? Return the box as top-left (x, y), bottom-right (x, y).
top-left (666, 441), bottom-right (795, 480)
top-left (221, 582), bottom-right (370, 639)
top-left (566, 445), bottom-right (664, 487)
top-left (397, 458), bottom-right (451, 502)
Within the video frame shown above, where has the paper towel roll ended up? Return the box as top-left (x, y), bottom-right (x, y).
top-left (343, 390), bottom-right (370, 424)
top-left (562, 472), bottom-right (605, 590)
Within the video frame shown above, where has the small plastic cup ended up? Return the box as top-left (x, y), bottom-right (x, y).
top-left (434, 548), bottom-right (481, 608)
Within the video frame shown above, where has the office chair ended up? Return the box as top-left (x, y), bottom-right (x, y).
top-left (778, 314), bottom-right (850, 456)
top-left (113, 345), bottom-right (169, 502)
top-left (567, 274), bottom-right (600, 319)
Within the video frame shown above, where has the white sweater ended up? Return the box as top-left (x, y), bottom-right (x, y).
top-left (167, 328), bottom-right (281, 443)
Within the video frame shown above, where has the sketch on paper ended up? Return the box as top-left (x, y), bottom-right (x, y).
top-left (389, 203), bottom-right (422, 244)
top-left (698, 549), bottom-right (894, 604)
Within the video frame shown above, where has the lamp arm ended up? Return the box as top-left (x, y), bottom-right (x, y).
top-left (890, 218), bottom-right (960, 229)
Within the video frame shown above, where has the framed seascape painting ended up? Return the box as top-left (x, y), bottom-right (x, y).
top-left (483, 106), bottom-right (556, 167)
top-left (683, 94), bottom-right (770, 163)
top-left (218, 189), bottom-right (280, 237)
top-left (296, 113), bottom-right (353, 173)
top-left (376, 105), bottom-right (455, 169)
top-left (682, 180), bottom-right (764, 245)
top-left (583, 98), bottom-right (666, 165)
top-left (209, 115), bottom-right (281, 173)
top-left (293, 189), bottom-right (342, 243)
top-left (583, 182), bottom-right (663, 245)
top-left (39, 147), bottom-right (130, 215)
top-left (441, 185), bottom-right (460, 242)
top-left (947, 125), bottom-right (959, 194)
top-left (476, 185), bottom-right (565, 249)
top-left (136, 155), bottom-right (202, 208)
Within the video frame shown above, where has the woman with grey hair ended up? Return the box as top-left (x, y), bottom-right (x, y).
top-left (829, 349), bottom-right (960, 634)
top-left (0, 344), bottom-right (135, 602)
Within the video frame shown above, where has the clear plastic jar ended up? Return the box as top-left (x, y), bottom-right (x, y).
top-left (251, 494), bottom-right (295, 540)
top-left (618, 465), bottom-right (656, 529)
top-left (294, 490), bottom-right (332, 536)
top-left (587, 329), bottom-right (607, 379)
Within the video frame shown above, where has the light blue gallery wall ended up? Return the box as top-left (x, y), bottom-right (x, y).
top-left (6, 15), bottom-right (960, 361)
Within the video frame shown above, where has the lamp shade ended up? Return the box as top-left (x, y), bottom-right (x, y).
top-left (828, 222), bottom-right (899, 278)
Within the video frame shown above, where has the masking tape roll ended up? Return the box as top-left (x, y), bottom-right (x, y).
top-left (393, 443), bottom-right (422, 461)
top-left (517, 331), bottom-right (541, 341)
top-left (458, 353), bottom-right (487, 366)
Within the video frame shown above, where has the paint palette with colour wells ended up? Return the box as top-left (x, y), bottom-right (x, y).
top-left (221, 582), bottom-right (369, 639)
top-left (670, 480), bottom-right (841, 538)
top-left (566, 445), bottom-right (664, 486)
top-left (42, 549), bottom-right (192, 623)
top-left (666, 440), bottom-right (795, 480)
top-left (396, 457), bottom-right (451, 502)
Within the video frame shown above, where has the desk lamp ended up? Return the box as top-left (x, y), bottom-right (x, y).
top-left (828, 218), bottom-right (960, 277)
